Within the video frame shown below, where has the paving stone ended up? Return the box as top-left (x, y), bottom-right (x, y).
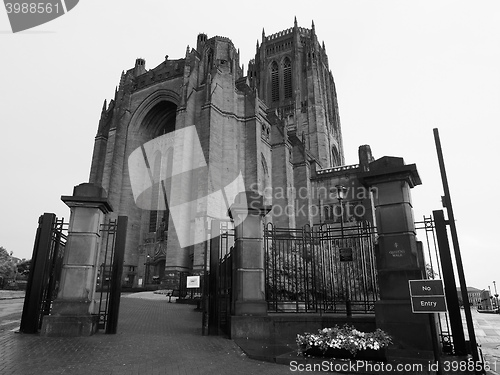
top-left (3, 294), bottom-right (499, 374)
top-left (0, 294), bottom-right (329, 375)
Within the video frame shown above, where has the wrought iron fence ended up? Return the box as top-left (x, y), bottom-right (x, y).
top-left (97, 216), bottom-right (128, 334)
top-left (415, 216), bottom-right (454, 354)
top-left (203, 220), bottom-right (234, 336)
top-left (20, 213), bottom-right (67, 333)
top-left (264, 221), bottom-right (379, 314)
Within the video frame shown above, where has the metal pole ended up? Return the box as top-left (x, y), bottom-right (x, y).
top-left (433, 128), bottom-right (481, 369)
top-left (202, 221), bottom-right (209, 335)
top-left (208, 220), bottom-right (220, 335)
top-left (488, 286), bottom-right (493, 309)
top-left (433, 210), bottom-right (467, 355)
top-left (106, 216), bottom-right (128, 334)
top-left (337, 186), bottom-right (351, 317)
top-left (145, 255), bottom-right (150, 287)
top-left (493, 281), bottom-right (499, 310)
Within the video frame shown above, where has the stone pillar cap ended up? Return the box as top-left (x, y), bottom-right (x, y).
top-left (228, 191), bottom-right (271, 218)
top-left (358, 156), bottom-right (422, 188)
top-left (72, 182), bottom-right (108, 198)
top-left (61, 183), bottom-right (113, 213)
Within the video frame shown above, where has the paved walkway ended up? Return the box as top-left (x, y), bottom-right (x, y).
top-left (0, 293), bottom-right (325, 375)
top-left (1, 291), bottom-right (499, 374)
top-left (466, 310), bottom-right (500, 374)
top-left (0, 290), bottom-right (25, 300)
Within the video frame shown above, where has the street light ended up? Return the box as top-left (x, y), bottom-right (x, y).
top-left (336, 185), bottom-right (347, 231)
top-left (336, 185), bottom-right (351, 317)
top-left (488, 285), bottom-right (494, 310)
top-left (145, 254), bottom-right (151, 287)
top-left (9, 251), bottom-right (17, 283)
top-left (493, 281), bottom-right (499, 310)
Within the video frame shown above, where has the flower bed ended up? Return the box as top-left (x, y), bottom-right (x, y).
top-left (296, 324), bottom-right (392, 360)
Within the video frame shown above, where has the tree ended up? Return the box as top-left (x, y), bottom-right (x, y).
top-left (17, 259), bottom-right (31, 277)
top-left (0, 246), bottom-right (16, 279)
top-left (426, 263), bottom-right (439, 279)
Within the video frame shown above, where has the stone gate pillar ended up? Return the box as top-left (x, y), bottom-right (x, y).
top-left (41, 183), bottom-right (112, 336)
top-left (230, 191), bottom-right (271, 316)
top-left (359, 157), bottom-right (438, 364)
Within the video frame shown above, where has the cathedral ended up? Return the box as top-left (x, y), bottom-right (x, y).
top-left (88, 19), bottom-right (370, 289)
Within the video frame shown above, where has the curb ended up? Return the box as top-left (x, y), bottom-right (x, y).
top-left (0, 297), bottom-right (25, 300)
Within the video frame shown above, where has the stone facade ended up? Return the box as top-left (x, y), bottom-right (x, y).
top-left (88, 20), bottom-right (345, 288)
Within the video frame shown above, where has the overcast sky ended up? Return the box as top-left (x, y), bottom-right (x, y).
top-left (1, 1), bottom-right (499, 292)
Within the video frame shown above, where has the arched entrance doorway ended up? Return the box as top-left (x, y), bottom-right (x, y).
top-left (127, 98), bottom-right (178, 290)
top-left (141, 100), bottom-right (176, 240)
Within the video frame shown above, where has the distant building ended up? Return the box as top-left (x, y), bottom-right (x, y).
top-left (457, 287), bottom-right (493, 309)
top-left (480, 290), bottom-right (494, 310)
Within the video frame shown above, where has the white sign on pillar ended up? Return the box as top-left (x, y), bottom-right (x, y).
top-left (186, 276), bottom-right (200, 288)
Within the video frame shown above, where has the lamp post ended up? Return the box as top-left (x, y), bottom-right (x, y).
top-left (493, 281), bottom-right (499, 310)
top-left (336, 185), bottom-right (351, 316)
top-left (9, 251), bottom-right (17, 283)
top-left (145, 254), bottom-right (151, 287)
top-left (488, 286), bottom-right (493, 310)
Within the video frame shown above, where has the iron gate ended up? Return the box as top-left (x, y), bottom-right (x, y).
top-left (96, 216), bottom-right (128, 334)
top-left (264, 221), bottom-right (379, 314)
top-left (20, 213), bottom-right (67, 333)
top-left (415, 213), bottom-right (483, 363)
top-left (203, 220), bottom-right (234, 336)
top-left (414, 216), bottom-right (454, 353)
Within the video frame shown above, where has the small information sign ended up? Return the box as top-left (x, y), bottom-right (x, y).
top-left (186, 276), bottom-right (200, 288)
top-left (409, 280), bottom-right (444, 296)
top-left (409, 279), bottom-right (447, 313)
top-left (411, 296), bottom-right (447, 312)
top-left (339, 248), bottom-right (353, 262)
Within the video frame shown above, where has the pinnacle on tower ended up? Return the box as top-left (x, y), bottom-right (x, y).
top-left (294, 16), bottom-right (298, 27)
top-left (102, 99), bottom-right (107, 112)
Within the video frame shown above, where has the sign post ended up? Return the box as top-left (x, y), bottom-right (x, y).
top-left (186, 276), bottom-right (200, 288)
top-left (409, 280), bottom-right (447, 313)
top-left (186, 275), bottom-right (201, 301)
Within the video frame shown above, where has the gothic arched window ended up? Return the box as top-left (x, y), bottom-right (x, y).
top-left (149, 151), bottom-right (162, 232)
top-left (271, 61), bottom-right (279, 102)
top-left (283, 58), bottom-right (292, 99)
top-left (331, 146), bottom-right (340, 167)
top-left (148, 148), bottom-right (173, 234)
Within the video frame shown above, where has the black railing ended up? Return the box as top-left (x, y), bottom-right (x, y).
top-left (264, 221), bottom-right (379, 314)
top-left (97, 216), bottom-right (128, 334)
top-left (20, 213), bottom-right (67, 333)
top-left (204, 220), bottom-right (234, 336)
top-left (415, 216), bottom-right (454, 354)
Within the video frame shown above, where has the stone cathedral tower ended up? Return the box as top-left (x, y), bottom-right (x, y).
top-left (89, 19), bottom-right (344, 288)
top-left (250, 19), bottom-right (343, 168)
top-left (248, 18), bottom-right (344, 229)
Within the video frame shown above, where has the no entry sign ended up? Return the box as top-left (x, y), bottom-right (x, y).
top-left (409, 279), bottom-right (447, 313)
